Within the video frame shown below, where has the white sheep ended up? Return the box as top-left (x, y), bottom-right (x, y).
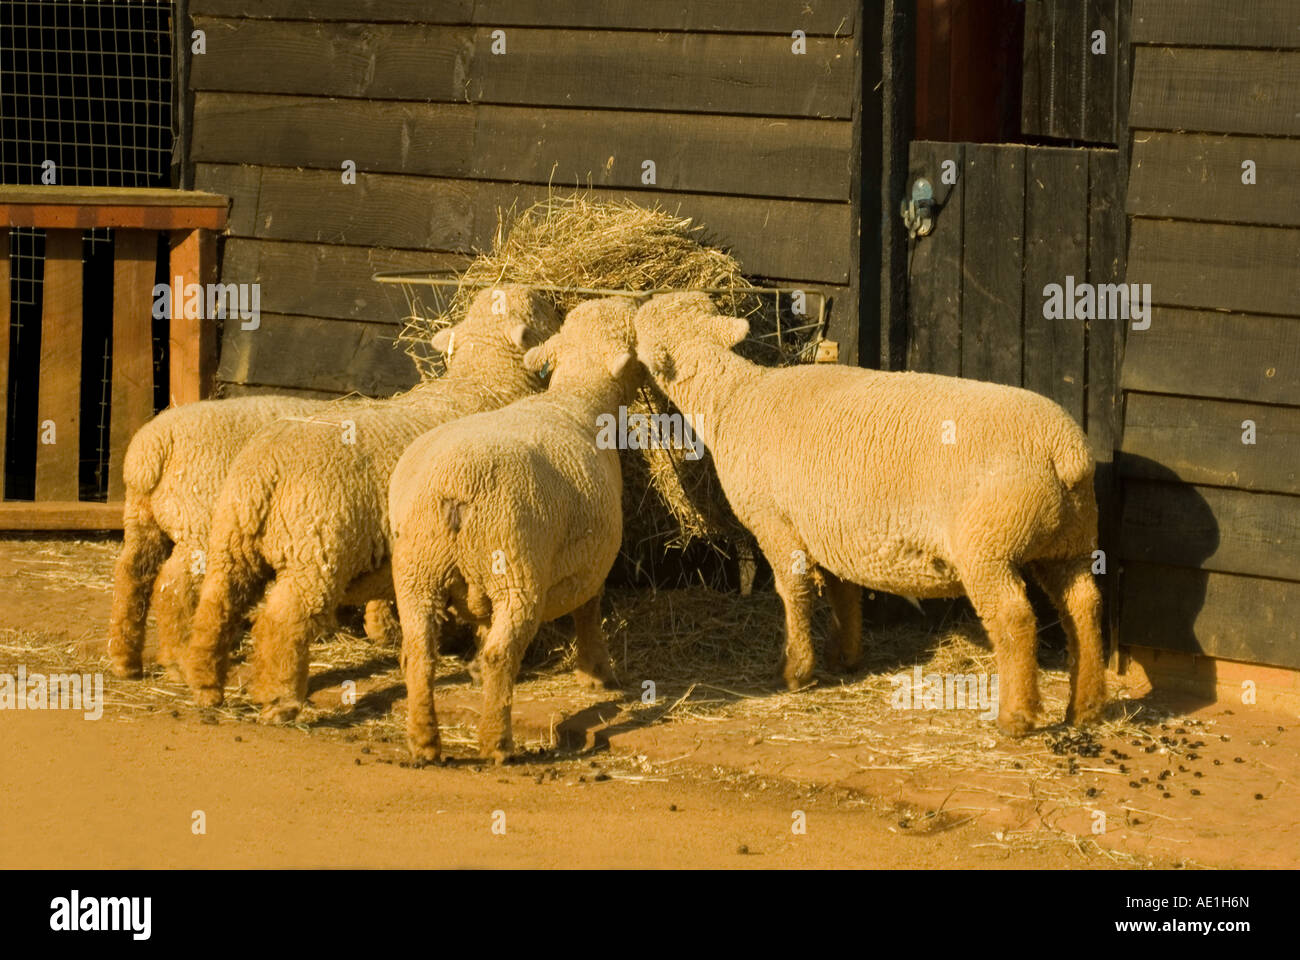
top-left (388, 297), bottom-right (640, 762)
top-left (107, 396), bottom-right (403, 679)
top-left (182, 286), bottom-right (561, 720)
top-left (632, 293), bottom-right (1105, 736)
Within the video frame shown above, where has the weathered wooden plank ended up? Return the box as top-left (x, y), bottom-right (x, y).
top-left (1120, 481), bottom-right (1300, 581)
top-left (469, 28), bottom-right (854, 119)
top-left (1130, 47), bottom-right (1300, 137)
top-left (0, 186), bottom-right (229, 208)
top-left (1023, 147), bottom-right (1087, 422)
top-left (108, 230), bottom-right (160, 503)
top-left (220, 239), bottom-right (467, 324)
top-left (1052, 0), bottom-right (1086, 141)
top-left (0, 501), bottom-right (124, 531)
top-left (0, 228), bottom-right (8, 492)
top-left (190, 19), bottom-right (471, 102)
top-left (191, 0), bottom-right (859, 34)
top-left (191, 19), bottom-right (854, 118)
top-left (471, 107), bottom-right (853, 202)
top-left (34, 230), bottom-right (84, 502)
top-left (1083, 0), bottom-right (1118, 143)
top-left (217, 313), bottom-right (419, 396)
top-left (1127, 219), bottom-right (1300, 318)
top-left (1120, 308), bottom-right (1300, 405)
top-left (1121, 393), bottom-right (1300, 495)
top-left (199, 164), bottom-right (855, 285)
top-left (1132, 0), bottom-right (1300, 49)
top-left (191, 93), bottom-right (474, 178)
top-left (1127, 132), bottom-right (1300, 228)
top-left (191, 163), bottom-right (262, 236)
top-left (1022, 0), bottom-right (1115, 142)
top-left (1086, 149), bottom-right (1123, 461)
top-left (168, 229), bottom-right (219, 407)
top-left (1120, 563), bottom-right (1300, 669)
top-left (905, 141), bottom-right (963, 376)
top-left (191, 93), bottom-right (853, 202)
top-left (961, 145), bottom-right (1024, 386)
top-left (243, 167), bottom-right (477, 252)
top-left (1020, 0), bottom-right (1050, 139)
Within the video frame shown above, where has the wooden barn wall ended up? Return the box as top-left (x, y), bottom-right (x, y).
top-left (1118, 0), bottom-right (1300, 668)
top-left (183, 0), bottom-right (864, 398)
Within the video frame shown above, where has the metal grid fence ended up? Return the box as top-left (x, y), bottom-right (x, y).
top-left (1, 0), bottom-right (174, 499)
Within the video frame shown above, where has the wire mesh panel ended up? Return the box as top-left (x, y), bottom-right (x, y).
top-left (1, 0), bottom-right (174, 502)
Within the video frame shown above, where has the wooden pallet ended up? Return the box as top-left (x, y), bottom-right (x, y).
top-left (0, 187), bottom-right (228, 530)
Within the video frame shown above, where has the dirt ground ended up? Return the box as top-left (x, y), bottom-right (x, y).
top-left (1, 538), bottom-right (1296, 869)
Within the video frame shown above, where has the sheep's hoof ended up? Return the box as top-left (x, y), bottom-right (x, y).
top-left (574, 666), bottom-right (620, 691)
top-left (409, 743), bottom-right (442, 765)
top-left (996, 712), bottom-right (1036, 738)
top-left (109, 660), bottom-right (143, 680)
top-left (467, 656), bottom-right (483, 687)
top-left (780, 668), bottom-right (813, 692)
top-left (480, 737), bottom-right (514, 764)
top-left (1066, 700), bottom-right (1104, 727)
top-left (260, 701), bottom-right (301, 725)
top-left (192, 687), bottom-right (224, 708)
top-left (163, 663), bottom-right (186, 684)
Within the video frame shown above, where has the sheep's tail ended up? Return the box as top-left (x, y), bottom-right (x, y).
top-left (122, 418), bottom-right (171, 496)
top-left (1046, 425), bottom-right (1100, 549)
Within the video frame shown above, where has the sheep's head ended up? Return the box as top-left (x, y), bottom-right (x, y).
top-left (523, 297), bottom-right (642, 389)
top-left (432, 285), bottom-right (561, 373)
top-left (632, 293), bottom-right (749, 384)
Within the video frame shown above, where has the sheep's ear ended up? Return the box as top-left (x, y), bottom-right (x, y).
top-left (431, 326), bottom-right (455, 354)
top-left (608, 350), bottom-right (637, 379)
top-left (522, 342), bottom-right (555, 374)
top-left (713, 315), bottom-right (749, 347)
top-left (508, 323), bottom-right (531, 349)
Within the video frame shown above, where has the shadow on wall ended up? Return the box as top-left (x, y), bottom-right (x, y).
top-left (1114, 452), bottom-right (1220, 711)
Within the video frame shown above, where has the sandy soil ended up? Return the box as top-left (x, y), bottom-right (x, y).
top-left (1, 538), bottom-right (1296, 869)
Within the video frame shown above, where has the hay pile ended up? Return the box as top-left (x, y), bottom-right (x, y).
top-left (397, 192), bottom-right (824, 558)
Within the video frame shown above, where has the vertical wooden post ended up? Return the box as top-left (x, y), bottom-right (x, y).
top-left (168, 227), bottom-right (217, 406)
top-left (108, 230), bottom-right (160, 501)
top-left (0, 227), bottom-right (9, 498)
top-left (34, 229), bottom-right (84, 502)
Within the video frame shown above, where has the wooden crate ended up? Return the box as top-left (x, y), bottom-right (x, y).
top-left (0, 187), bottom-right (228, 530)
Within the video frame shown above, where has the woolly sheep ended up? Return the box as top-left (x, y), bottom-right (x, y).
top-left (388, 297), bottom-right (640, 762)
top-left (632, 293), bottom-right (1105, 736)
top-left (182, 286), bottom-right (561, 720)
top-left (107, 396), bottom-right (402, 679)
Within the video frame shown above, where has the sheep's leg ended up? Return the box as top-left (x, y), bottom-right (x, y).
top-left (395, 586), bottom-right (442, 763)
top-left (1031, 558), bottom-right (1106, 726)
top-left (184, 552), bottom-right (265, 708)
top-left (823, 572), bottom-right (863, 673)
top-left (250, 573), bottom-right (335, 723)
top-left (571, 592), bottom-right (620, 690)
top-left (756, 529), bottom-right (817, 690)
top-left (154, 548), bottom-right (199, 680)
top-left (959, 560), bottom-right (1041, 737)
top-left (478, 602), bottom-right (539, 763)
top-left (364, 599), bottom-right (402, 648)
top-left (108, 492), bottom-right (170, 679)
